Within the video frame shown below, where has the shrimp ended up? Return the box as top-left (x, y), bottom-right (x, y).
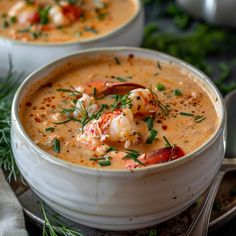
top-left (73, 93), bottom-right (99, 119)
top-left (127, 88), bottom-right (158, 114)
top-left (77, 109), bottom-right (139, 155)
top-left (8, 1), bottom-right (39, 25)
top-left (49, 4), bottom-right (81, 27)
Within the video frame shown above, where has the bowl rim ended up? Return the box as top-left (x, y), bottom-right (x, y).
top-left (12, 46), bottom-right (226, 174)
top-left (0, 0), bottom-right (142, 47)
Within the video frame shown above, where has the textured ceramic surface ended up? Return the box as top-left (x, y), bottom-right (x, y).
top-left (11, 47), bottom-right (226, 230)
top-left (177, 0), bottom-right (236, 27)
top-left (0, 0), bottom-right (144, 75)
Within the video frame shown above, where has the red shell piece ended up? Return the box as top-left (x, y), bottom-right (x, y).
top-left (28, 12), bottom-right (40, 24)
top-left (142, 146), bottom-right (185, 165)
top-left (62, 5), bottom-right (81, 22)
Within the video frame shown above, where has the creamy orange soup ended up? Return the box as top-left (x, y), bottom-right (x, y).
top-left (20, 54), bottom-right (218, 169)
top-left (0, 0), bottom-right (136, 43)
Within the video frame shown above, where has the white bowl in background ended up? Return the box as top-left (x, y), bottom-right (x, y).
top-left (0, 0), bottom-right (144, 75)
top-left (11, 47), bottom-right (226, 230)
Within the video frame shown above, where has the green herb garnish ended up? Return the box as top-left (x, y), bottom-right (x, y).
top-left (158, 101), bottom-right (170, 116)
top-left (157, 61), bottom-right (162, 70)
top-left (98, 159), bottom-right (111, 166)
top-left (179, 112), bottom-right (194, 116)
top-left (0, 58), bottom-right (22, 181)
top-left (144, 117), bottom-right (154, 131)
top-left (41, 202), bottom-right (84, 236)
top-left (53, 118), bottom-right (73, 124)
top-left (56, 87), bottom-right (82, 96)
top-left (123, 149), bottom-right (144, 165)
top-left (53, 138), bottom-right (60, 153)
top-left (106, 146), bottom-right (117, 153)
top-left (174, 88), bottom-right (182, 96)
top-left (194, 115), bottom-right (206, 123)
top-left (156, 83), bottom-right (165, 91)
top-left (93, 87), bottom-right (97, 97)
top-left (39, 5), bottom-right (51, 25)
top-left (111, 94), bottom-right (133, 110)
top-left (146, 128), bottom-right (158, 144)
top-left (113, 76), bottom-right (132, 82)
top-left (163, 136), bottom-right (172, 147)
top-left (45, 127), bottom-right (55, 132)
top-left (114, 57), bottom-right (121, 65)
top-left (97, 12), bottom-right (108, 20)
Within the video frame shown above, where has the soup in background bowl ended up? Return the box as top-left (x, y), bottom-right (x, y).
top-left (11, 47), bottom-right (226, 230)
top-left (0, 0), bottom-right (143, 74)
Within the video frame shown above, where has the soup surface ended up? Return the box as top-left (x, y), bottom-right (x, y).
top-left (20, 54), bottom-right (219, 170)
top-left (0, 0), bottom-right (136, 43)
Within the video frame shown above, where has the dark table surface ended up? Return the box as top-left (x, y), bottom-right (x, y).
top-left (24, 1), bottom-right (236, 235)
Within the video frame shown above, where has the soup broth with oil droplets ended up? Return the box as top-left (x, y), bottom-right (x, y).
top-left (0, 0), bottom-right (137, 43)
top-left (20, 54), bottom-right (219, 170)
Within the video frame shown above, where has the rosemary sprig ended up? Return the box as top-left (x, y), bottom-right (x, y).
top-left (148, 86), bottom-right (170, 116)
top-left (0, 59), bottom-right (22, 181)
top-left (41, 202), bottom-right (84, 236)
top-left (56, 87), bottom-right (82, 96)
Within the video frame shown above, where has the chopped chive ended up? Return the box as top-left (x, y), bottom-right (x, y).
top-left (2, 20), bottom-right (9, 28)
top-left (106, 146), bottom-right (117, 153)
top-left (174, 88), bottom-right (182, 96)
top-left (123, 149), bottom-right (144, 165)
top-left (156, 83), bottom-right (165, 91)
top-left (114, 57), bottom-right (121, 65)
top-left (89, 157), bottom-right (105, 161)
top-left (53, 118), bottom-right (72, 124)
top-left (113, 76), bottom-right (132, 82)
top-left (10, 16), bottom-right (17, 23)
top-left (195, 117), bottom-right (206, 123)
top-left (179, 112), bottom-right (194, 116)
top-left (97, 12), bottom-right (108, 20)
top-left (98, 160), bottom-right (111, 166)
top-left (45, 127), bottom-right (55, 132)
top-left (163, 136), bottom-right (172, 147)
top-left (146, 129), bottom-right (158, 144)
top-left (56, 88), bottom-right (82, 96)
top-left (157, 61), bottom-right (162, 70)
top-left (93, 87), bottom-right (97, 97)
top-left (144, 117), bottom-right (153, 131)
top-left (53, 138), bottom-right (60, 153)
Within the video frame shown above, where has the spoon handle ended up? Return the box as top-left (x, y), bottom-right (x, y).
top-left (185, 171), bottom-right (225, 236)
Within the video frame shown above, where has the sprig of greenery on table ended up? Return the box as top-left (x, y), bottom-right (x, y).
top-left (41, 202), bottom-right (84, 236)
top-left (0, 60), bottom-right (21, 182)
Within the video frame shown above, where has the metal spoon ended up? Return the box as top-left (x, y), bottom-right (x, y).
top-left (184, 90), bottom-right (236, 236)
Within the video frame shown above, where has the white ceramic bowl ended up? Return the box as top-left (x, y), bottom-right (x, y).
top-left (0, 0), bottom-right (144, 75)
top-left (11, 47), bottom-right (226, 231)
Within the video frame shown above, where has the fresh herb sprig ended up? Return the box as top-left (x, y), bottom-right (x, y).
top-left (123, 149), bottom-right (144, 165)
top-left (42, 202), bottom-right (84, 236)
top-left (0, 59), bottom-right (22, 181)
